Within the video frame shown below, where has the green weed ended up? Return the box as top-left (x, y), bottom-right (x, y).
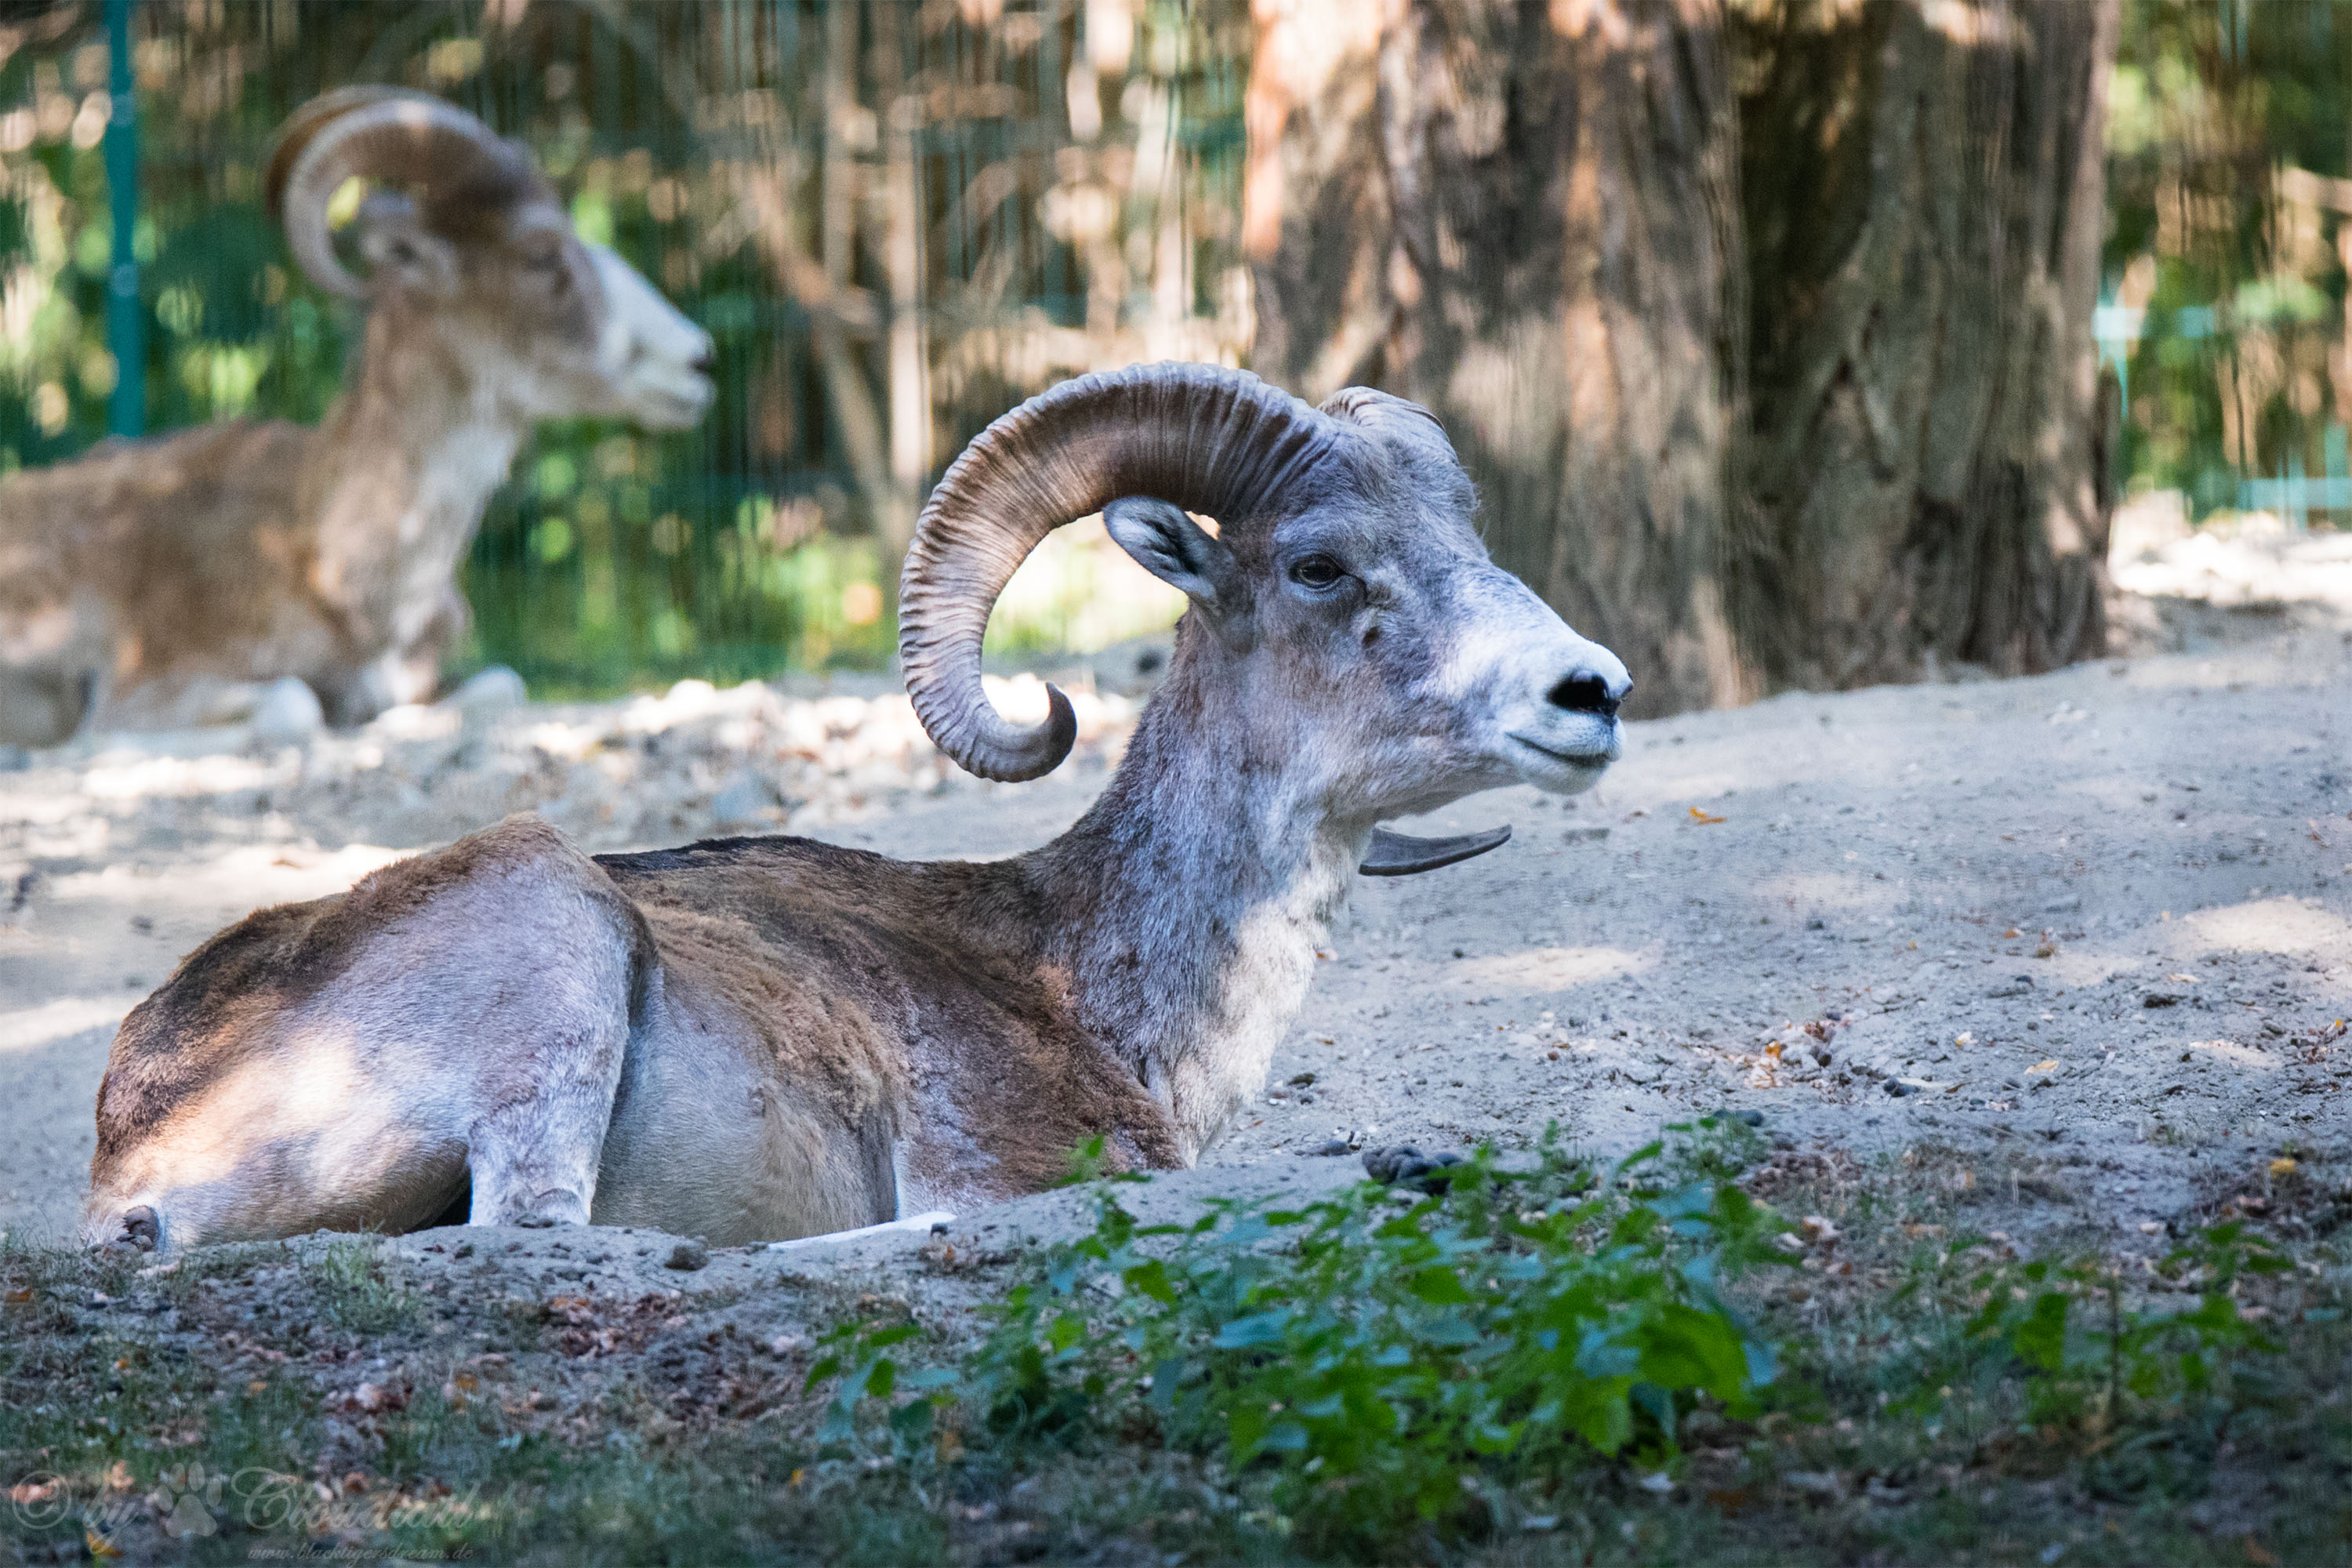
top-left (302, 1238), bottom-right (419, 1336)
top-left (816, 1123), bottom-right (1794, 1555)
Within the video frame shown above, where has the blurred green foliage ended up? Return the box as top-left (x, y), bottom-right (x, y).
top-left (2107, 0), bottom-right (2352, 517)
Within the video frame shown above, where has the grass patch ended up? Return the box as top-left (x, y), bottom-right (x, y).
top-left (2, 1127), bottom-right (2346, 1564)
top-left (303, 1237), bottom-right (422, 1336)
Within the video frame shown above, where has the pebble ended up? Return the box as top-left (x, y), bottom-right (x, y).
top-left (665, 1240), bottom-right (709, 1272)
top-left (249, 677), bottom-right (324, 748)
top-left (451, 665), bottom-right (527, 720)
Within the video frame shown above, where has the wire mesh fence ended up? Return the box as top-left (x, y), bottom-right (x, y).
top-left (0, 0), bottom-right (1245, 695)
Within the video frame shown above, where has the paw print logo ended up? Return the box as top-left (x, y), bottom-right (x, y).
top-left (147, 1464), bottom-right (223, 1539)
top-left (5, 1472), bottom-right (68, 1530)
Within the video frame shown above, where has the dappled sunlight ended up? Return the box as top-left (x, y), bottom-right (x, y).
top-left (114, 1033), bottom-right (376, 1198)
top-left (45, 844), bottom-right (410, 917)
top-left (1453, 943), bottom-right (1653, 995)
top-left (2183, 1038), bottom-right (2280, 1072)
top-left (78, 750), bottom-right (292, 802)
top-left (1750, 870), bottom-right (1904, 920)
top-left (2176, 895), bottom-right (2351, 960)
top-left (0, 995), bottom-right (129, 1054)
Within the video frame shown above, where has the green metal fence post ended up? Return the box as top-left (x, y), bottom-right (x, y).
top-left (104, 0), bottom-right (143, 439)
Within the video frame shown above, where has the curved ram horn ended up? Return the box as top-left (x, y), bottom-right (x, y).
top-left (264, 87), bottom-right (536, 299)
top-left (1357, 824), bottom-right (1512, 877)
top-left (899, 362), bottom-right (1354, 782)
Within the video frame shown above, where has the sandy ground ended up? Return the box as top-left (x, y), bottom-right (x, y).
top-left (3, 538), bottom-right (2348, 1255)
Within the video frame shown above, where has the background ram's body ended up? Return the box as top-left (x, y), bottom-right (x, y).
top-left (0, 418), bottom-right (335, 739)
top-left (0, 395), bottom-right (495, 742)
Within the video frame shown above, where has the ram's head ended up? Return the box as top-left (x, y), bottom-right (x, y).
top-left (899, 364), bottom-right (1630, 852)
top-left (264, 87), bottom-right (712, 431)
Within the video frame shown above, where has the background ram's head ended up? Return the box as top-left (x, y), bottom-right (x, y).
top-left (263, 87), bottom-right (713, 432)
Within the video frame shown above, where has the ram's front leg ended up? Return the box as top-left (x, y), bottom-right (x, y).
top-left (463, 1000), bottom-right (632, 1229)
top-left (434, 830), bottom-right (644, 1228)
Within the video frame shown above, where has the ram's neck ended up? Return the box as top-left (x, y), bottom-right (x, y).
top-left (1024, 657), bottom-right (1370, 1163)
top-left (303, 305), bottom-right (528, 659)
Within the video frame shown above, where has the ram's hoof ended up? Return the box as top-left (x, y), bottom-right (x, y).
top-left (508, 1190), bottom-right (588, 1229)
top-left (106, 1206), bottom-right (161, 1252)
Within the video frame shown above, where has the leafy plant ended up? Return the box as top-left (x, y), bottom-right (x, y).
top-left (928, 1126), bottom-right (1789, 1552)
top-left (805, 1314), bottom-right (959, 1460)
top-left (1911, 1220), bottom-right (2291, 1441)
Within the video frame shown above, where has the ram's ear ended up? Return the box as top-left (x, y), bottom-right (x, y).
top-left (1105, 496), bottom-right (1240, 618)
top-left (355, 194), bottom-right (460, 297)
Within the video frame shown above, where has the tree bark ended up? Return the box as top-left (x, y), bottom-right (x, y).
top-left (1730, 0), bottom-right (2119, 689)
top-left (1243, 0), bottom-right (2120, 712)
top-left (1245, 0), bottom-right (1751, 716)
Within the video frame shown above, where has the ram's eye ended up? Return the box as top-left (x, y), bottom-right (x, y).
top-left (1290, 554), bottom-right (1345, 589)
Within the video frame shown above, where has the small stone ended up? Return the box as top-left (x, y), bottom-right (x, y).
top-left (452, 665), bottom-right (526, 717)
top-left (2143, 990), bottom-right (2186, 1008)
top-left (665, 1240), bottom-right (709, 1272)
top-left (249, 677), bottom-right (324, 748)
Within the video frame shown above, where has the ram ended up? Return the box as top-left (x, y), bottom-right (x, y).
top-left (0, 89), bottom-right (712, 745)
top-left (80, 361), bottom-right (1630, 1253)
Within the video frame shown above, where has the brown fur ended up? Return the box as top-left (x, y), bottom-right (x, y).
top-left (600, 837), bottom-right (1185, 1193)
top-left (87, 818), bottom-right (1185, 1245)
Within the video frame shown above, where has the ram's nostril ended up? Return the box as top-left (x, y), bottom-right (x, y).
top-left (1548, 671), bottom-right (1621, 718)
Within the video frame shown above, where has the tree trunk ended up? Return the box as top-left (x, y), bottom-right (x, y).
top-left (1730, 0), bottom-right (2119, 689)
top-left (1245, 0), bottom-right (1752, 716)
top-left (1243, 0), bottom-right (2119, 712)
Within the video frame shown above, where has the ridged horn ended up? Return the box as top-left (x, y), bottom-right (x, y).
top-left (263, 87), bottom-right (535, 299)
top-left (900, 362), bottom-right (1348, 782)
